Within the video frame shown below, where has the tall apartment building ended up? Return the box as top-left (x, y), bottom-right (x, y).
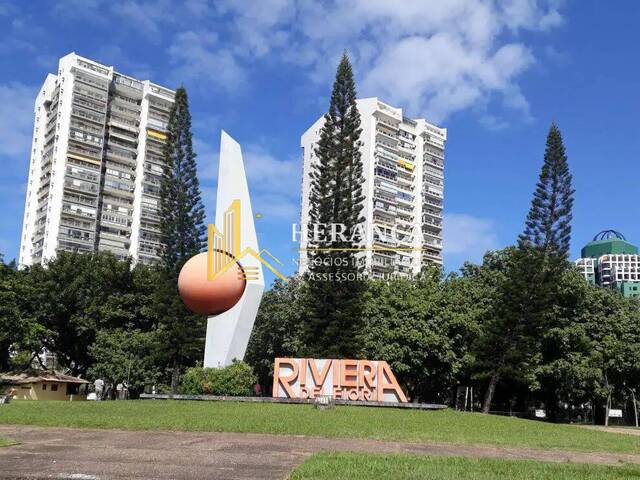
top-left (299, 98), bottom-right (446, 278)
top-left (19, 53), bottom-right (175, 267)
top-left (576, 230), bottom-right (640, 298)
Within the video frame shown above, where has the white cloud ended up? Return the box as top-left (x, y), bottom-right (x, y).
top-left (0, 83), bottom-right (37, 159)
top-left (110, 0), bottom-right (169, 43)
top-left (444, 213), bottom-right (499, 262)
top-left (170, 0), bottom-right (563, 124)
top-left (194, 139), bottom-right (300, 221)
top-left (167, 30), bottom-right (247, 92)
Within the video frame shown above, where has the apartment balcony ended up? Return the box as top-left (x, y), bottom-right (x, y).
top-left (109, 103), bottom-right (140, 120)
top-left (105, 148), bottom-right (137, 167)
top-left (397, 238), bottom-right (414, 250)
top-left (423, 229), bottom-right (443, 241)
top-left (103, 184), bottom-right (134, 202)
top-left (111, 95), bottom-right (142, 112)
top-left (68, 141), bottom-right (102, 161)
top-left (73, 85), bottom-right (108, 105)
top-left (422, 218), bottom-right (442, 229)
top-left (44, 127), bottom-right (57, 146)
top-left (63, 190), bottom-right (98, 207)
top-left (373, 202), bottom-right (397, 216)
top-left (58, 231), bottom-right (95, 246)
top-left (375, 157), bottom-right (398, 172)
top-left (146, 117), bottom-right (168, 131)
top-left (73, 95), bottom-right (107, 114)
top-left (148, 99), bottom-right (172, 114)
top-left (60, 216), bottom-right (95, 232)
top-left (109, 115), bottom-right (139, 132)
top-left (64, 179), bottom-right (99, 196)
top-left (71, 106), bottom-right (105, 126)
top-left (376, 121), bottom-right (397, 136)
top-left (58, 239), bottom-right (95, 254)
top-left (396, 181), bottom-right (414, 194)
top-left (71, 119), bottom-right (104, 137)
top-left (145, 143), bottom-right (164, 158)
top-left (423, 238), bottom-right (443, 248)
top-left (424, 135), bottom-right (445, 149)
top-left (109, 127), bottom-right (139, 144)
top-left (397, 169), bottom-right (414, 181)
top-left (398, 142), bottom-right (416, 155)
top-left (375, 147), bottom-right (398, 163)
top-left (376, 134), bottom-right (399, 151)
top-left (396, 195), bottom-right (414, 208)
top-left (70, 131), bottom-right (103, 150)
top-left (424, 146), bottom-right (444, 160)
top-left (108, 135), bottom-right (138, 152)
top-left (102, 195), bottom-right (133, 213)
top-left (371, 248), bottom-right (396, 260)
top-left (74, 73), bottom-right (109, 95)
top-left (373, 192), bottom-right (396, 208)
top-left (374, 103), bottom-right (402, 123)
top-left (140, 221), bottom-right (161, 233)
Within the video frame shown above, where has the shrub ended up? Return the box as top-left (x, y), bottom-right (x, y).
top-left (181, 361), bottom-right (257, 396)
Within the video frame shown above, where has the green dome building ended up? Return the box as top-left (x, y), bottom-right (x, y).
top-left (576, 230), bottom-right (640, 298)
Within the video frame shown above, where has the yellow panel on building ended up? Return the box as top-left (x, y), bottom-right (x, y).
top-left (147, 129), bottom-right (167, 141)
top-left (398, 159), bottom-right (414, 171)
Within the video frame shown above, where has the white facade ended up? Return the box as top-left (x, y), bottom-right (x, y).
top-left (19, 53), bottom-right (175, 268)
top-left (598, 254), bottom-right (640, 286)
top-left (299, 98), bottom-right (446, 278)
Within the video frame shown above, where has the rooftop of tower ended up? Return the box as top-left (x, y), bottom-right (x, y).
top-left (581, 230), bottom-right (638, 258)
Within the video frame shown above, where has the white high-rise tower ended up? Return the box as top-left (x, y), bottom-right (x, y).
top-left (19, 53), bottom-right (175, 267)
top-left (299, 98), bottom-right (446, 277)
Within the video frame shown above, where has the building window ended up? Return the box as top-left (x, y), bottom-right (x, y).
top-left (51, 384), bottom-right (58, 392)
top-left (42, 384), bottom-right (47, 390)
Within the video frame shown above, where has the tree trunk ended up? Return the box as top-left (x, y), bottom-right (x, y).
top-left (171, 357), bottom-right (180, 394)
top-left (482, 372), bottom-right (500, 414)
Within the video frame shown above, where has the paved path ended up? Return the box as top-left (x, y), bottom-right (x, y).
top-left (1, 425), bottom-right (639, 479)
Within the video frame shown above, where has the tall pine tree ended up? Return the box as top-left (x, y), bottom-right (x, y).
top-left (303, 53), bottom-right (366, 357)
top-left (157, 86), bottom-right (207, 391)
top-left (519, 123), bottom-right (574, 259)
top-left (480, 123), bottom-right (575, 413)
top-left (159, 87), bottom-right (207, 271)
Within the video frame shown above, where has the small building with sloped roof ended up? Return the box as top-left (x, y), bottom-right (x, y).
top-left (0, 369), bottom-right (89, 401)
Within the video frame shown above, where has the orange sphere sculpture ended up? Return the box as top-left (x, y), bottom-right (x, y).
top-left (178, 252), bottom-right (246, 315)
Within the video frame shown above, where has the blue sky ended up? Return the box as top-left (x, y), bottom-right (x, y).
top-left (1, 1), bottom-right (639, 287)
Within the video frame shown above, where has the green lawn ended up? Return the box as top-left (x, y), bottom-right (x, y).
top-left (1, 400), bottom-right (639, 454)
top-left (289, 453), bottom-right (640, 480)
top-left (0, 437), bottom-right (16, 447)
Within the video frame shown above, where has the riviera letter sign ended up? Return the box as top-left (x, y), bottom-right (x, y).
top-left (272, 358), bottom-right (408, 403)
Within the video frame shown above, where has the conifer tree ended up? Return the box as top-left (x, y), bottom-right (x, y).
top-left (157, 86), bottom-right (207, 391)
top-left (304, 53), bottom-right (365, 357)
top-left (159, 86), bottom-right (207, 272)
top-left (480, 124), bottom-right (575, 413)
top-left (519, 123), bottom-right (574, 259)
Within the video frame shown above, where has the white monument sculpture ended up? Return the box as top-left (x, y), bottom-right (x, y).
top-left (178, 131), bottom-right (267, 368)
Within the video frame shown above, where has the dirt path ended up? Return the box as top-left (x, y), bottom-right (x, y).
top-left (0, 425), bottom-right (639, 479)
top-left (582, 425), bottom-right (640, 436)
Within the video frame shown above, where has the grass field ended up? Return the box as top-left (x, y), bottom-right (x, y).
top-left (1, 400), bottom-right (639, 454)
top-left (289, 453), bottom-right (640, 479)
top-left (0, 438), bottom-right (16, 447)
